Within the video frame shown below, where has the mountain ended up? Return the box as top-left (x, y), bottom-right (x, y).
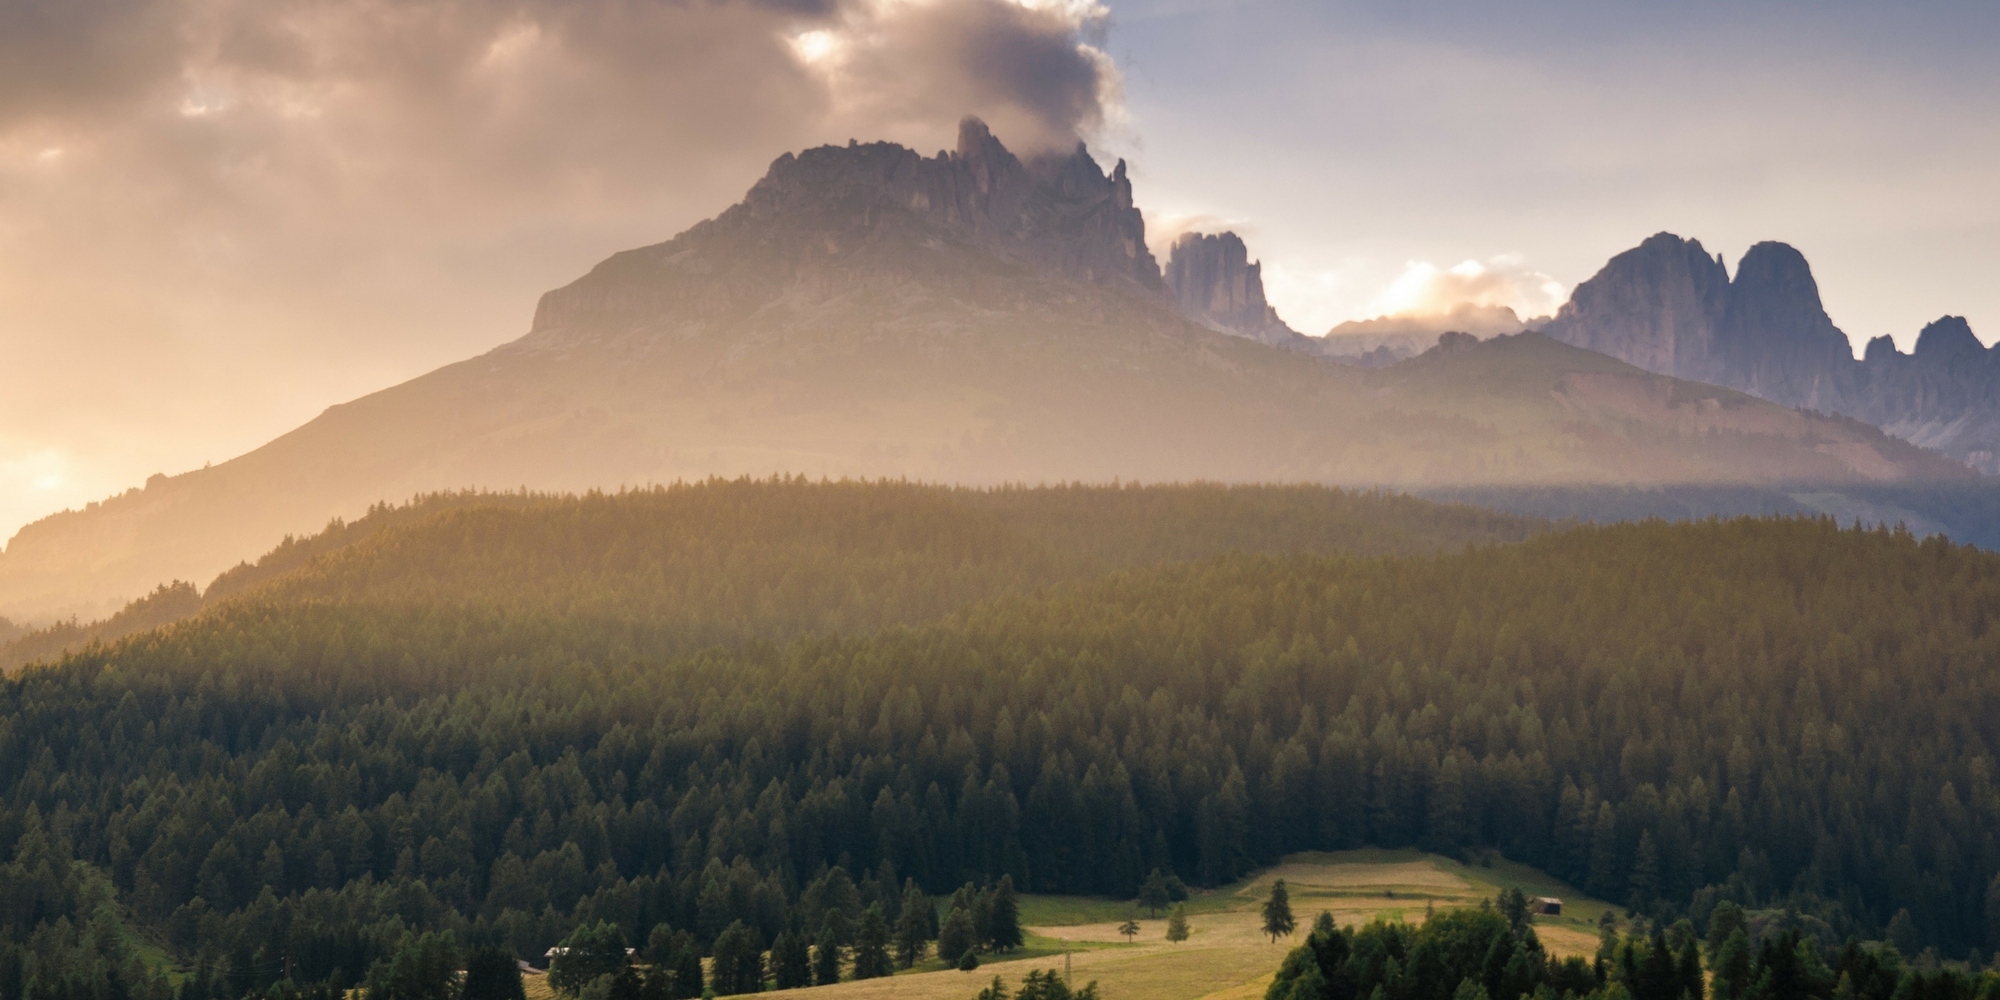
top-left (1541, 233), bottom-right (2000, 471)
top-left (0, 124), bottom-right (1970, 621)
top-left (1160, 230), bottom-right (1307, 347)
top-left (1851, 316), bottom-right (2000, 470)
top-left (1319, 304), bottom-right (1534, 364)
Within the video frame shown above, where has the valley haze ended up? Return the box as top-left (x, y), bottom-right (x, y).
top-left (0, 120), bottom-right (1979, 623)
top-left (3, 6), bottom-right (2000, 1000)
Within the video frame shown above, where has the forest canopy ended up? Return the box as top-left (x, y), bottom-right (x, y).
top-left (0, 481), bottom-right (1994, 1000)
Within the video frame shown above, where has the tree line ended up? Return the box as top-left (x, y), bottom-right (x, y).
top-left (0, 479), bottom-right (1533, 674)
top-left (1267, 890), bottom-right (2000, 1000)
top-left (0, 485), bottom-right (1994, 999)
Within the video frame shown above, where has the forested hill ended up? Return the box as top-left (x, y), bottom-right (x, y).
top-left (0, 480), bottom-right (1535, 672)
top-left (241, 478), bottom-right (1538, 629)
top-left (5, 495), bottom-right (2000, 997)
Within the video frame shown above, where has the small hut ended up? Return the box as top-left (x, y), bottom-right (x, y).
top-left (1532, 897), bottom-right (1563, 916)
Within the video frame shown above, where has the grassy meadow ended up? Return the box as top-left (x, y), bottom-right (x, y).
top-left (524, 850), bottom-right (1612, 1000)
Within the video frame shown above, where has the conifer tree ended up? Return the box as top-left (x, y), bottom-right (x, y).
top-left (645, 926), bottom-right (678, 967)
top-left (1706, 902), bottom-right (1745, 963)
top-left (896, 885), bottom-right (933, 968)
top-left (1118, 919), bottom-right (1140, 943)
top-left (812, 920), bottom-right (843, 987)
top-left (551, 923), bottom-right (626, 996)
top-left (640, 965), bottom-right (674, 1000)
top-left (1709, 929), bottom-right (1753, 1000)
top-left (939, 908), bottom-right (978, 965)
top-left (851, 905), bottom-right (894, 980)
top-left (368, 932), bottom-right (464, 1000)
top-left (1166, 906), bottom-right (1190, 945)
top-left (1630, 833), bottom-right (1661, 913)
top-left (1987, 875), bottom-right (2000, 952)
top-left (908, 878), bottom-right (939, 938)
top-left (1676, 938), bottom-right (1705, 1000)
top-left (463, 947), bottom-right (527, 1000)
top-left (1140, 870), bottom-right (1171, 917)
top-left (1888, 911), bottom-right (1919, 957)
top-left (710, 921), bottom-right (764, 995)
top-left (770, 929), bottom-right (811, 990)
top-left (674, 935), bottom-right (706, 1000)
top-left (990, 875), bottom-right (1024, 952)
top-left (1264, 879), bottom-right (1297, 943)
top-left (609, 966), bottom-right (645, 1000)
top-left (1497, 889), bottom-right (1530, 934)
top-left (974, 886), bottom-right (998, 950)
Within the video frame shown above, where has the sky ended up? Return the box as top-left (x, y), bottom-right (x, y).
top-left (1, 0), bottom-right (1997, 542)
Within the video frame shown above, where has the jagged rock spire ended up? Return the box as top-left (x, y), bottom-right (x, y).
top-left (1162, 231), bottom-right (1302, 348)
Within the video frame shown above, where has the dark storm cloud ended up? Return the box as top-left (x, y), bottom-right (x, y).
top-left (834, 0), bottom-right (1118, 152)
top-left (2, 0), bottom-right (1116, 174)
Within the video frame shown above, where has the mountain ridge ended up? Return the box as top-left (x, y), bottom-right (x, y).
top-left (0, 126), bottom-right (1969, 621)
top-left (1542, 232), bottom-right (2000, 470)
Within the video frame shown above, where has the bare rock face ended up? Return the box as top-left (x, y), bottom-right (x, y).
top-left (1539, 233), bottom-right (1732, 382)
top-left (1912, 315), bottom-right (1986, 359)
top-left (1712, 241), bottom-right (1855, 411)
top-left (1161, 231), bottom-right (1304, 348)
top-left (1543, 234), bottom-right (2000, 472)
top-left (1850, 317), bottom-right (2000, 473)
top-left (530, 117), bottom-right (1166, 343)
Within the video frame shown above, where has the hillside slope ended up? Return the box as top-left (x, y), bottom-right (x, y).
top-left (7, 511), bottom-right (2000, 982)
top-left (0, 126), bottom-right (1967, 620)
top-left (0, 480), bottom-right (1537, 671)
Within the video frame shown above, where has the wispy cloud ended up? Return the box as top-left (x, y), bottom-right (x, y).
top-left (1369, 254), bottom-right (1567, 322)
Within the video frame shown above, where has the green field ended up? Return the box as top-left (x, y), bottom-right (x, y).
top-left (521, 850), bottom-right (1617, 1000)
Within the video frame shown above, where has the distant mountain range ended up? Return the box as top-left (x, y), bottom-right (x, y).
top-left (1541, 233), bottom-right (2000, 472)
top-left (0, 121), bottom-right (1969, 620)
top-left (1155, 234), bottom-right (1531, 364)
top-left (1172, 226), bottom-right (2000, 471)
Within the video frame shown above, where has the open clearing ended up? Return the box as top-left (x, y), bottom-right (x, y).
top-left (526, 850), bottom-right (1612, 1000)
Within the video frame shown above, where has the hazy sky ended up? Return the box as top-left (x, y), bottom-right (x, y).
top-left (1101, 1), bottom-right (2000, 340)
top-left (2, 0), bottom-right (1997, 543)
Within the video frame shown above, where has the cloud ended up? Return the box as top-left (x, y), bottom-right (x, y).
top-left (1369, 254), bottom-right (1567, 321)
top-left (0, 0), bottom-right (1122, 542)
top-left (804, 0), bottom-right (1120, 153)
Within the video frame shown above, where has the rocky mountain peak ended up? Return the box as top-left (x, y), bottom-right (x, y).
top-left (1544, 232), bottom-right (2000, 474)
top-left (530, 116), bottom-right (1166, 341)
top-left (1913, 316), bottom-right (1986, 360)
top-left (1729, 242), bottom-right (1825, 315)
top-left (1161, 231), bottom-right (1302, 348)
top-left (1538, 232), bottom-right (1731, 380)
top-left (1715, 241), bottom-right (1852, 405)
top-left (954, 115), bottom-right (1014, 167)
